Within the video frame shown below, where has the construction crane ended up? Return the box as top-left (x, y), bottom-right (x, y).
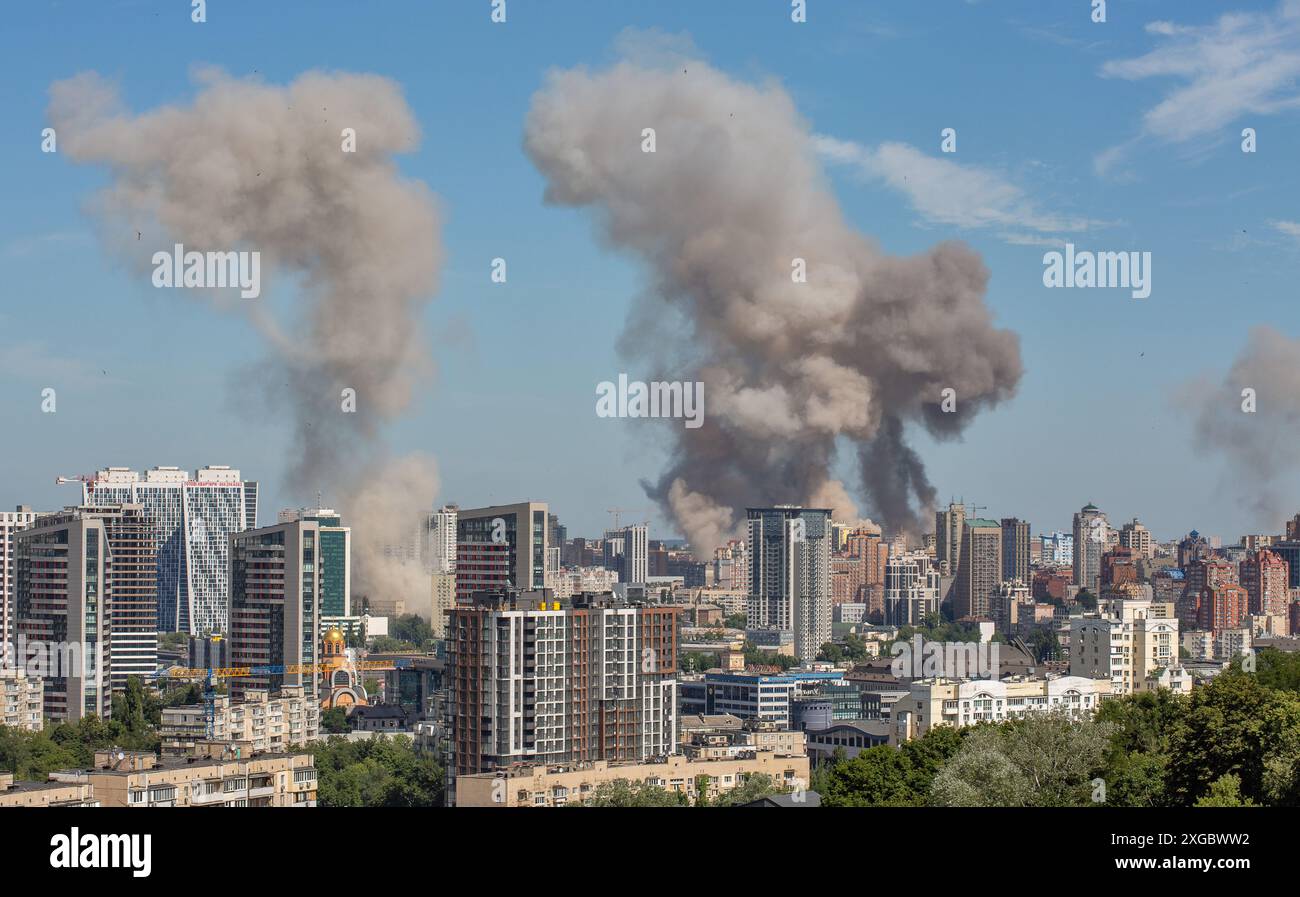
top-left (606, 507), bottom-right (651, 530)
top-left (151, 657), bottom-right (412, 739)
top-left (55, 473), bottom-right (97, 502)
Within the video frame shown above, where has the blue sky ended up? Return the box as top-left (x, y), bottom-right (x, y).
top-left (2, 0), bottom-right (1299, 544)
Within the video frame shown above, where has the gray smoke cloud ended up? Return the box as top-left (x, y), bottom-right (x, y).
top-left (49, 68), bottom-right (441, 607)
top-left (1181, 325), bottom-right (1300, 524)
top-left (524, 47), bottom-right (1021, 551)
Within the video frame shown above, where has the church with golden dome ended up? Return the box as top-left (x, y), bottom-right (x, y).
top-left (319, 627), bottom-right (369, 710)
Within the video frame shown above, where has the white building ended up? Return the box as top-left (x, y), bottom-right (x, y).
top-left (423, 504), bottom-right (457, 574)
top-left (1070, 599), bottom-right (1187, 696)
top-left (84, 466), bottom-right (256, 635)
top-left (1072, 504), bottom-right (1108, 592)
top-left (895, 675), bottom-right (1111, 741)
top-left (884, 551), bottom-right (941, 626)
top-left (620, 523), bottom-right (648, 585)
top-left (0, 506), bottom-right (40, 656)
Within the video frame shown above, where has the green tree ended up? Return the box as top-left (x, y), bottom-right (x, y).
top-left (1194, 773), bottom-right (1256, 807)
top-left (321, 707), bottom-right (350, 734)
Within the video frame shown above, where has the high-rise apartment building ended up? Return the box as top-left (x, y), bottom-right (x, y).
top-left (278, 508), bottom-right (351, 617)
top-left (1240, 548), bottom-right (1289, 619)
top-left (1000, 517), bottom-right (1031, 584)
top-left (747, 507), bottom-right (832, 663)
top-left (0, 506), bottom-right (40, 658)
top-left (455, 502), bottom-right (549, 602)
top-left (228, 519), bottom-right (322, 714)
top-left (423, 504), bottom-right (458, 574)
top-left (14, 507), bottom-right (157, 721)
top-left (935, 502), bottom-right (966, 576)
top-left (1072, 504), bottom-right (1108, 592)
top-left (1119, 519), bottom-right (1154, 559)
top-left (446, 591), bottom-right (679, 805)
top-left (83, 466), bottom-right (256, 635)
top-left (954, 518), bottom-right (1002, 620)
top-left (883, 551), bottom-right (940, 626)
top-left (619, 524), bottom-right (648, 585)
top-left (1039, 531), bottom-right (1074, 566)
top-left (1071, 600), bottom-right (1186, 696)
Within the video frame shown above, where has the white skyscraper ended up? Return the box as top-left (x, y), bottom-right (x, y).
top-left (620, 523), bottom-right (648, 585)
top-left (84, 465), bottom-right (256, 635)
top-left (1072, 503), bottom-right (1108, 594)
top-left (423, 504), bottom-right (458, 574)
top-left (884, 551), bottom-right (941, 626)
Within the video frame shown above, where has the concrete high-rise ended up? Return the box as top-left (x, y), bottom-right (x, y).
top-left (278, 508), bottom-right (351, 617)
top-left (619, 523), bottom-right (648, 585)
top-left (935, 502), bottom-right (965, 576)
top-left (14, 506), bottom-right (156, 720)
top-left (1072, 504), bottom-right (1108, 592)
top-left (423, 504), bottom-right (458, 575)
top-left (446, 591), bottom-right (679, 805)
top-left (954, 518), bottom-right (1002, 620)
top-left (228, 519), bottom-right (322, 714)
top-left (1000, 517), bottom-right (1031, 584)
top-left (0, 506), bottom-right (40, 660)
top-left (83, 466), bottom-right (256, 635)
top-left (1240, 548), bottom-right (1290, 621)
top-left (883, 551), bottom-right (940, 626)
top-left (747, 507), bottom-right (832, 663)
top-left (455, 502), bottom-right (549, 602)
top-left (1119, 519), bottom-right (1154, 559)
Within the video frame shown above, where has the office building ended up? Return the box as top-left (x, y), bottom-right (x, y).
top-left (747, 507), bottom-right (832, 663)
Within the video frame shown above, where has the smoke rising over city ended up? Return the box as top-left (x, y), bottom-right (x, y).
top-left (48, 68), bottom-right (441, 602)
top-left (1183, 325), bottom-right (1300, 524)
top-left (525, 47), bottom-right (1022, 550)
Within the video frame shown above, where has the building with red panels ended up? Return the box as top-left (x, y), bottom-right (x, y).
top-left (1240, 548), bottom-right (1290, 618)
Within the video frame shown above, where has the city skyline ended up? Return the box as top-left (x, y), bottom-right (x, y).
top-left (3, 1), bottom-right (1300, 550)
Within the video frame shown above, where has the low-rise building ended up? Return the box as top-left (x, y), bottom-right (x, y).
top-left (0, 669), bottom-right (42, 731)
top-left (455, 749), bottom-right (810, 807)
top-left (159, 686), bottom-right (319, 752)
top-left (894, 675), bottom-right (1112, 741)
top-left (46, 746), bottom-right (317, 807)
top-left (0, 772), bottom-right (97, 807)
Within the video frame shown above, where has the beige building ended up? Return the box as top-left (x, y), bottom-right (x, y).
top-left (160, 686), bottom-right (319, 752)
top-left (895, 675), bottom-right (1112, 742)
top-left (429, 572), bottom-right (454, 638)
top-left (1071, 599), bottom-right (1188, 695)
top-left (44, 747), bottom-right (316, 807)
top-left (0, 669), bottom-right (42, 731)
top-left (456, 749), bottom-right (810, 807)
top-left (0, 772), bottom-right (98, 807)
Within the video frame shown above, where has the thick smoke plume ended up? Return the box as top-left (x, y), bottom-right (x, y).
top-left (1182, 325), bottom-right (1300, 524)
top-left (524, 50), bottom-right (1021, 551)
top-left (49, 69), bottom-right (441, 605)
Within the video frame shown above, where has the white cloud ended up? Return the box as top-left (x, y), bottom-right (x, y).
top-left (1270, 219), bottom-right (1300, 241)
top-left (1097, 1), bottom-right (1300, 168)
top-left (814, 135), bottom-right (1106, 241)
